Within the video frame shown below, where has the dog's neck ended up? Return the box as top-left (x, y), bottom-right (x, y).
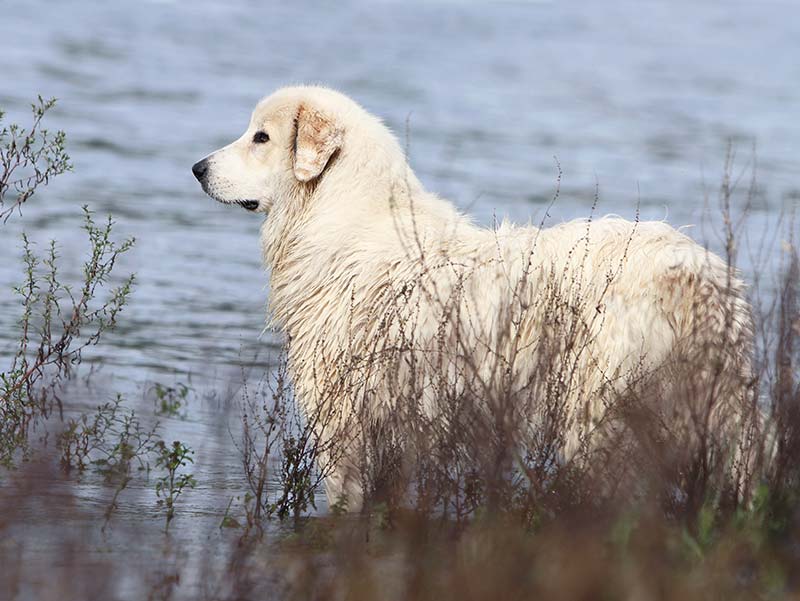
top-left (260, 153), bottom-right (471, 340)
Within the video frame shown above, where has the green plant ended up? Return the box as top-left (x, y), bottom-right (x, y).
top-left (56, 394), bottom-right (160, 529)
top-left (219, 496), bottom-right (242, 529)
top-left (0, 207), bottom-right (135, 467)
top-left (57, 394), bottom-right (157, 475)
top-left (154, 440), bottom-right (197, 532)
top-left (0, 96), bottom-right (71, 222)
top-left (270, 432), bottom-right (319, 523)
top-left (151, 381), bottom-right (192, 418)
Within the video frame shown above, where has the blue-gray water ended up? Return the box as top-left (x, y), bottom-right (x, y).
top-left (1, 0), bottom-right (798, 596)
top-left (2, 0), bottom-right (799, 381)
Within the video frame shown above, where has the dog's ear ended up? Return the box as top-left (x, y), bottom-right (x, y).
top-left (292, 104), bottom-right (343, 183)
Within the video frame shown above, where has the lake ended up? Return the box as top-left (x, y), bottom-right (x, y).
top-left (0, 0), bottom-right (798, 597)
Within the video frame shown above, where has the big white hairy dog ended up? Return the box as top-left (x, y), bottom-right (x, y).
top-left (193, 86), bottom-right (756, 509)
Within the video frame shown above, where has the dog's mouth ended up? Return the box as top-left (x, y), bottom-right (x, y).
top-left (235, 200), bottom-right (260, 211)
top-left (197, 181), bottom-right (261, 212)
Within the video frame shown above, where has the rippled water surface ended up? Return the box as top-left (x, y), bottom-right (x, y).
top-left (1, 0), bottom-right (798, 593)
top-left (2, 0), bottom-right (799, 379)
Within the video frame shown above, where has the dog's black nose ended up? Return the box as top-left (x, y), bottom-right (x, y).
top-left (192, 159), bottom-right (208, 181)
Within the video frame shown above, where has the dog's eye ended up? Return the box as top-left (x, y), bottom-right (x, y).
top-left (252, 131), bottom-right (270, 144)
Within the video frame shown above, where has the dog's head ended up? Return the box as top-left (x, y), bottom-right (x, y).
top-left (192, 87), bottom-right (347, 213)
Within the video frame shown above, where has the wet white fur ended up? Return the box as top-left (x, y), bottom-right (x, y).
top-left (199, 86), bottom-right (752, 508)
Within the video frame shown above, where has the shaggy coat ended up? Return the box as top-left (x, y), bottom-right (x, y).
top-left (194, 86), bottom-right (756, 509)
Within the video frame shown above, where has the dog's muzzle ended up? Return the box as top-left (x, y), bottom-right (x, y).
top-left (191, 159), bottom-right (259, 211)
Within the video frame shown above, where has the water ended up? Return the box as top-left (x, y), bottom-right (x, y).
top-left (2, 0), bottom-right (799, 380)
top-left (0, 0), bottom-right (798, 595)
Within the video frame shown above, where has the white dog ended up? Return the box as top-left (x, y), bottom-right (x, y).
top-left (193, 86), bottom-right (756, 509)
